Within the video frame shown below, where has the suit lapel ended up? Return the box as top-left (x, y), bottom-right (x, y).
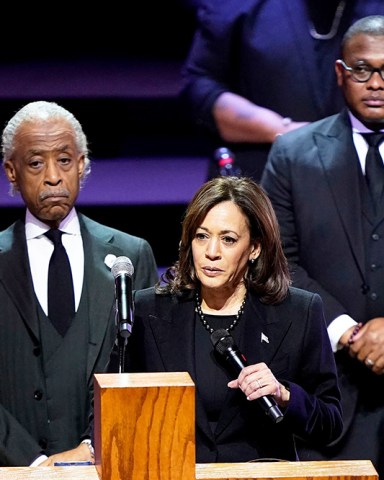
top-left (79, 215), bottom-right (128, 381)
top-left (317, 113), bottom-right (384, 229)
top-left (215, 295), bottom-right (292, 437)
top-left (315, 113), bottom-right (366, 282)
top-left (0, 220), bottom-right (40, 339)
top-left (147, 297), bottom-right (214, 444)
top-left (374, 195), bottom-right (384, 224)
top-left (148, 298), bottom-right (195, 372)
top-left (242, 296), bottom-right (292, 366)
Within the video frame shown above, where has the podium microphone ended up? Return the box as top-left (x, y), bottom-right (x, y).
top-left (111, 256), bottom-right (134, 339)
top-left (211, 329), bottom-right (284, 423)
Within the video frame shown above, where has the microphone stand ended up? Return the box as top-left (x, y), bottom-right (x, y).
top-left (116, 286), bottom-right (132, 373)
top-left (115, 280), bottom-right (131, 373)
top-left (114, 271), bottom-right (133, 374)
top-left (118, 335), bottom-right (128, 373)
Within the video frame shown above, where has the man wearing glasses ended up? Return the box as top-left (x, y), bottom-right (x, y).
top-left (261, 15), bottom-right (384, 477)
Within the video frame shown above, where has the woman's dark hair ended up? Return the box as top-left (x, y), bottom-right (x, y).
top-left (157, 176), bottom-right (291, 304)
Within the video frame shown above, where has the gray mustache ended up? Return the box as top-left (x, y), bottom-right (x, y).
top-left (39, 190), bottom-right (70, 201)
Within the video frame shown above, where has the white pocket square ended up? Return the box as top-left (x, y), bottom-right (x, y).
top-left (104, 254), bottom-right (117, 270)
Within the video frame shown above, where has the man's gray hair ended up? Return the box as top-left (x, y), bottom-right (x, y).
top-left (1, 101), bottom-right (91, 195)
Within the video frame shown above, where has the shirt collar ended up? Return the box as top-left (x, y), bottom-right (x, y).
top-left (348, 110), bottom-right (384, 134)
top-left (25, 208), bottom-right (81, 240)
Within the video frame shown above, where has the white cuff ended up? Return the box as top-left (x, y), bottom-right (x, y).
top-left (30, 454), bottom-right (48, 466)
top-left (81, 438), bottom-right (94, 456)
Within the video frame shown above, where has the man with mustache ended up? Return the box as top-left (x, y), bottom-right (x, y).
top-left (0, 101), bottom-right (159, 466)
top-left (261, 15), bottom-right (384, 477)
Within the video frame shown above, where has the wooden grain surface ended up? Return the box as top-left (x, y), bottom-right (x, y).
top-left (0, 460), bottom-right (377, 480)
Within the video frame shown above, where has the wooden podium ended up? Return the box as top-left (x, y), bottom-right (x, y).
top-left (93, 372), bottom-right (196, 480)
top-left (0, 371), bottom-right (378, 480)
top-left (92, 372), bottom-right (378, 480)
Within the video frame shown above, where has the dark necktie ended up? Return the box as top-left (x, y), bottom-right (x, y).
top-left (363, 132), bottom-right (384, 212)
top-left (45, 229), bottom-right (75, 336)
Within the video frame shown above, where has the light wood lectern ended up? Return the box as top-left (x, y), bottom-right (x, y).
top-left (0, 371), bottom-right (378, 480)
top-left (93, 372), bottom-right (196, 480)
top-left (93, 372), bottom-right (378, 480)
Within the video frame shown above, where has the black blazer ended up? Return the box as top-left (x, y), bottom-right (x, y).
top-left (0, 212), bottom-right (158, 466)
top-left (118, 286), bottom-right (342, 463)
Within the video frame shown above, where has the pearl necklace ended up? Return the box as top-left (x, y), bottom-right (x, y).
top-left (195, 291), bottom-right (246, 334)
top-left (308, 0), bottom-right (347, 41)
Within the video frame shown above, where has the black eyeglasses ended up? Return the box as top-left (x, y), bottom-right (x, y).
top-left (337, 59), bottom-right (384, 83)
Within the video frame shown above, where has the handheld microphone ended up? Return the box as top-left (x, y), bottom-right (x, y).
top-left (111, 256), bottom-right (134, 339)
top-left (211, 329), bottom-right (284, 423)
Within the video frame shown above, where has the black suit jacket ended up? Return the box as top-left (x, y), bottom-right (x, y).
top-left (116, 286), bottom-right (342, 463)
top-left (261, 109), bottom-right (384, 443)
top-left (0, 212), bottom-right (158, 466)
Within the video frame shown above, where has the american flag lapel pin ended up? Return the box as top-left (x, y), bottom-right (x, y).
top-left (261, 332), bottom-right (269, 344)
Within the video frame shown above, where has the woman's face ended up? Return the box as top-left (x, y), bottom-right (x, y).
top-left (192, 201), bottom-right (259, 295)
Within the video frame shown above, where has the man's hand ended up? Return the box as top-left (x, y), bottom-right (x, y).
top-left (37, 442), bottom-right (94, 466)
top-left (348, 317), bottom-right (384, 374)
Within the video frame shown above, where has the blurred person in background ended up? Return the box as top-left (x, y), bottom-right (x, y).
top-left (181, 0), bottom-right (384, 181)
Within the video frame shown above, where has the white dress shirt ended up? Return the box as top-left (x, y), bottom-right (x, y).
top-left (26, 207), bottom-right (84, 316)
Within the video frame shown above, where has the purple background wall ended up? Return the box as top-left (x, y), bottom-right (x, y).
top-left (0, 1), bottom-right (214, 268)
top-left (0, 157), bottom-right (209, 207)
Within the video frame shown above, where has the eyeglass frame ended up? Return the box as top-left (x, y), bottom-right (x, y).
top-left (336, 59), bottom-right (384, 83)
